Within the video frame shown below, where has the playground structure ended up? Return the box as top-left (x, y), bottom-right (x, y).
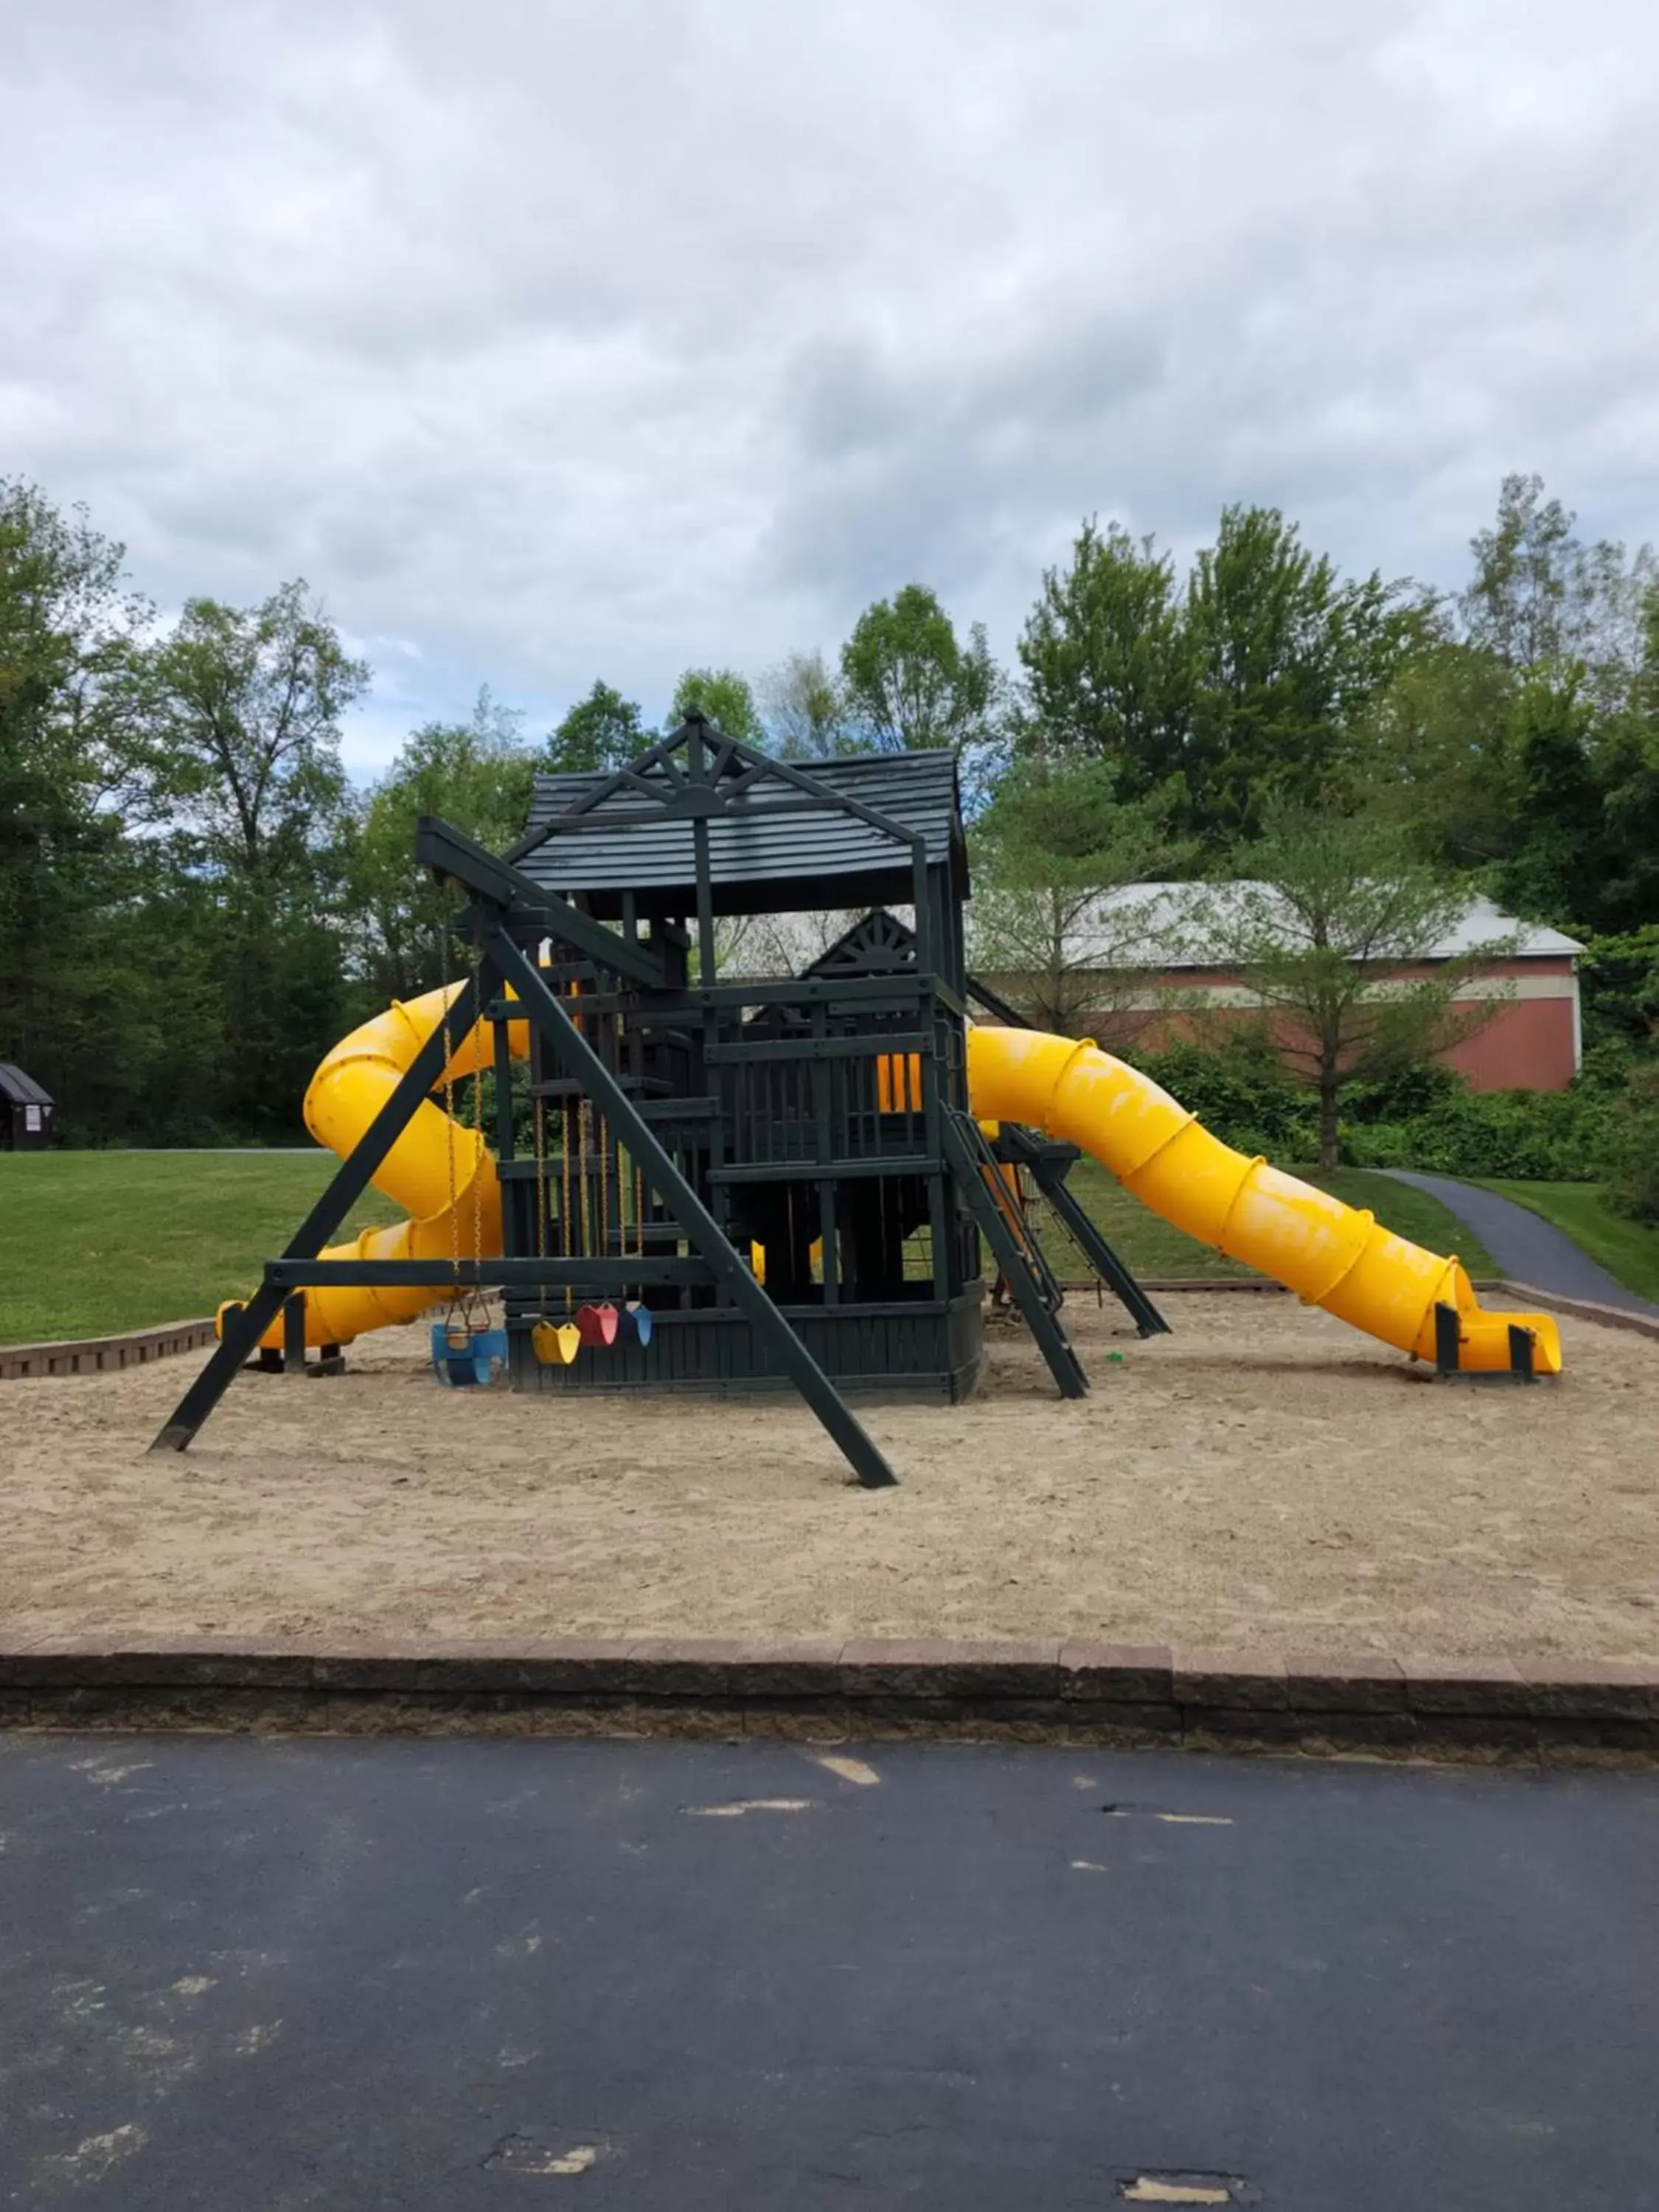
top-left (152, 716), bottom-right (1562, 1488)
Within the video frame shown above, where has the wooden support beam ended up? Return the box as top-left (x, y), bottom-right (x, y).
top-left (267, 1258), bottom-right (712, 1290)
top-left (942, 1111), bottom-right (1089, 1400)
top-left (414, 815), bottom-right (667, 990)
top-left (998, 1124), bottom-right (1171, 1339)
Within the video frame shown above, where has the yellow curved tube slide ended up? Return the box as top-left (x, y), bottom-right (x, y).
top-left (223, 983), bottom-right (532, 1350)
top-left (966, 1026), bottom-right (1562, 1374)
top-left (241, 989), bottom-right (1562, 1374)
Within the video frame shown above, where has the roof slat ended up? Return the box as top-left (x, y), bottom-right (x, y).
top-left (520, 748), bottom-right (962, 911)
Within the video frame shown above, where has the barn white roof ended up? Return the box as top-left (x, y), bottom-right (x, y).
top-left (1060, 885), bottom-right (1583, 969)
top-left (720, 888), bottom-right (1582, 980)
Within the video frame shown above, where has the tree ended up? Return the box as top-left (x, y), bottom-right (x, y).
top-left (1352, 638), bottom-right (1520, 872)
top-left (142, 580), bottom-right (368, 1136)
top-left (541, 680), bottom-right (646, 774)
top-left (1360, 486), bottom-right (1659, 936)
top-left (668, 667), bottom-right (763, 746)
top-left (840, 584), bottom-right (1001, 754)
top-left (1182, 506), bottom-right (1425, 841)
top-left (1015, 519), bottom-right (1194, 799)
top-left (352, 691), bottom-right (535, 1001)
top-left (1489, 675), bottom-right (1609, 932)
top-left (0, 479), bottom-right (158, 1131)
top-left (144, 579), bottom-right (366, 879)
top-left (1462, 472), bottom-right (1658, 699)
top-left (1192, 801), bottom-right (1506, 1169)
top-left (759, 650), bottom-right (852, 757)
top-left (1577, 925), bottom-right (1659, 1061)
top-left (1599, 1060), bottom-right (1659, 1223)
top-left (967, 757), bottom-right (1190, 1039)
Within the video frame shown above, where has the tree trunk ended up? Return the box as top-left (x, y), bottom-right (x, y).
top-left (1318, 1071), bottom-right (1340, 1172)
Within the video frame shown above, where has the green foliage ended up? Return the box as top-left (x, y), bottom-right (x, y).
top-left (1131, 1038), bottom-right (1318, 1158)
top-left (1354, 640), bottom-right (1521, 870)
top-left (0, 484), bottom-right (373, 1145)
top-left (1016, 519), bottom-right (1192, 801)
top-left (8, 460), bottom-right (1659, 1171)
top-left (142, 579), bottom-right (365, 877)
top-left (1578, 925), bottom-right (1659, 1054)
top-left (968, 756), bottom-right (1188, 1034)
top-left (1405, 476), bottom-right (1659, 937)
top-left (542, 680), bottom-right (645, 773)
top-left (759, 649), bottom-right (852, 757)
top-left (1183, 506), bottom-right (1425, 840)
top-left (1343, 1086), bottom-right (1602, 1182)
top-left (1461, 471), bottom-right (1658, 689)
top-left (840, 583), bottom-right (1000, 754)
top-left (1017, 506), bottom-right (1422, 842)
top-left (1596, 1062), bottom-right (1659, 1224)
top-left (136, 578), bottom-right (366, 1141)
top-left (1194, 799), bottom-right (1496, 1166)
top-left (0, 481), bottom-right (229, 1145)
top-left (352, 692), bottom-right (535, 1003)
top-left (669, 666), bottom-right (762, 745)
top-left (1591, 714), bottom-right (1659, 931)
top-left (1, 481), bottom-right (146, 1108)
top-left (1127, 1030), bottom-right (1615, 1200)
top-left (1490, 675), bottom-right (1610, 931)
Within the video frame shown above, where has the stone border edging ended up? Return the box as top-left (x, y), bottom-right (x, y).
top-left (2, 1635), bottom-right (1654, 1763)
top-left (0, 1318), bottom-right (218, 1381)
top-left (5, 1273), bottom-right (1652, 1382)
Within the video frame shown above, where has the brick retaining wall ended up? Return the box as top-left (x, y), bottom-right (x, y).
top-left (7, 1277), bottom-right (1650, 1382)
top-left (2, 1636), bottom-right (1654, 1762)
top-left (0, 1317), bottom-right (218, 1380)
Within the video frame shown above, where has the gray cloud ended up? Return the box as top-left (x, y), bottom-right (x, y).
top-left (3, 0), bottom-right (1655, 773)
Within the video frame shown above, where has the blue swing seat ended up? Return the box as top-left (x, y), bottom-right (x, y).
top-left (430, 1324), bottom-right (509, 1388)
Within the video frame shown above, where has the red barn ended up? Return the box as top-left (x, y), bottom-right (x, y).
top-left (975, 889), bottom-right (1584, 1094)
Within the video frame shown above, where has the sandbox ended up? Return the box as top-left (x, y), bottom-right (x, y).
top-left (4, 1295), bottom-right (1657, 1665)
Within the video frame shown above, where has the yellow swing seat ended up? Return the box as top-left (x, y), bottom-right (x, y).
top-left (532, 1320), bottom-right (582, 1366)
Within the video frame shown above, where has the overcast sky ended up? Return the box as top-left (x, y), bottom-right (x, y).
top-left (4, 0), bottom-right (1657, 775)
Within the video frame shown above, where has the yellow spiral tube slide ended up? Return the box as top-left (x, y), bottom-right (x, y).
top-left (234, 990), bottom-right (1562, 1371)
top-left (222, 982), bottom-right (532, 1350)
top-left (967, 1026), bottom-right (1562, 1373)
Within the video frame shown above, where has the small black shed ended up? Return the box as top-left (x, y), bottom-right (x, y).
top-left (0, 1064), bottom-right (54, 1150)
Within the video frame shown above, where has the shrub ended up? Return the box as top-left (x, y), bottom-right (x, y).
top-left (1340, 1060), bottom-right (1464, 1124)
top-left (1130, 1036), bottom-right (1621, 1183)
top-left (1133, 1040), bottom-right (1318, 1157)
top-left (1598, 1062), bottom-right (1659, 1223)
top-left (1343, 1085), bottom-right (1603, 1181)
top-left (1578, 926), bottom-right (1659, 1054)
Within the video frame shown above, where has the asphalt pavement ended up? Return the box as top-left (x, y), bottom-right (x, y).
top-left (2, 1733), bottom-right (1658, 2209)
top-left (1383, 1167), bottom-right (1659, 1314)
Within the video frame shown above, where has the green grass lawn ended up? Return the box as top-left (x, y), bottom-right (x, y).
top-left (1474, 1180), bottom-right (1659, 1304)
top-left (1049, 1159), bottom-right (1495, 1281)
top-left (1, 1146), bottom-right (1506, 1346)
top-left (0, 1153), bottom-right (400, 1345)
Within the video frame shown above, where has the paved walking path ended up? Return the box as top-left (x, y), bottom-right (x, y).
top-left (4, 1733), bottom-right (1659, 2209)
top-left (1383, 1169), bottom-right (1659, 1314)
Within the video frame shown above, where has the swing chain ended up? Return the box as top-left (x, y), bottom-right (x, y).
top-left (463, 921), bottom-right (490, 1333)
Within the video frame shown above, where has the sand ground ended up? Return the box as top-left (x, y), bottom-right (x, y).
top-left (3, 1294), bottom-right (1657, 1663)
